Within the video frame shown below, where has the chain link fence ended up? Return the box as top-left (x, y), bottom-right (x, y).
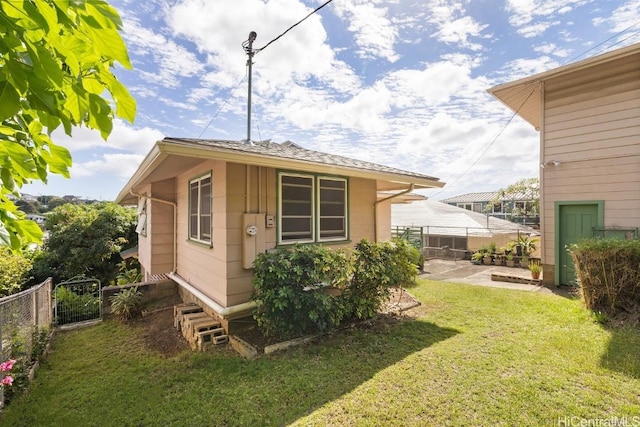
top-left (0, 278), bottom-right (52, 360)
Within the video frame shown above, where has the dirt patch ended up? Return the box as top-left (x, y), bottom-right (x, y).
top-left (131, 286), bottom-right (421, 357)
top-left (131, 308), bottom-right (190, 358)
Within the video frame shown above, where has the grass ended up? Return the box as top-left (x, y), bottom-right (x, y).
top-left (3, 279), bottom-right (640, 426)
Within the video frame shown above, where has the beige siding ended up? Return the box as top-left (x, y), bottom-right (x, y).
top-left (225, 163), bottom-right (254, 304)
top-left (175, 160), bottom-right (229, 306)
top-left (147, 179), bottom-right (175, 275)
top-left (350, 178), bottom-right (377, 242)
top-left (541, 55), bottom-right (640, 266)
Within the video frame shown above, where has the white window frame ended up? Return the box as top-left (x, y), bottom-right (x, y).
top-left (278, 172), bottom-right (348, 245)
top-left (188, 173), bottom-right (212, 245)
top-left (136, 197), bottom-right (147, 236)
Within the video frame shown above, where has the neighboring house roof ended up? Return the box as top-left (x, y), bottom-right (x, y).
top-left (441, 192), bottom-right (499, 204)
top-left (441, 191), bottom-right (535, 204)
top-left (116, 138), bottom-right (444, 204)
top-left (392, 200), bottom-right (535, 237)
top-left (488, 42), bottom-right (640, 129)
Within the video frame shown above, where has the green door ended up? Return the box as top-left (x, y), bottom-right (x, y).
top-left (557, 203), bottom-right (600, 285)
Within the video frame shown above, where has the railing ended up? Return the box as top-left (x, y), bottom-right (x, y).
top-left (0, 278), bottom-right (52, 360)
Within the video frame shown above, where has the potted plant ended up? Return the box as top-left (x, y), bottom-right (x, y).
top-left (520, 255), bottom-right (529, 268)
top-left (529, 262), bottom-right (542, 279)
top-left (471, 252), bottom-right (484, 265)
top-left (505, 253), bottom-right (515, 268)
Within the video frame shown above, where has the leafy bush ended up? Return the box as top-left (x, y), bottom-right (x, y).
top-left (109, 287), bottom-right (143, 321)
top-left (252, 239), bottom-right (420, 339)
top-left (570, 238), bottom-right (640, 316)
top-left (0, 247), bottom-right (33, 296)
top-left (344, 239), bottom-right (418, 320)
top-left (114, 260), bottom-right (142, 286)
top-left (29, 202), bottom-right (137, 286)
top-left (252, 245), bottom-right (351, 339)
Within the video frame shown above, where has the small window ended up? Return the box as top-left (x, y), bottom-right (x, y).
top-left (136, 198), bottom-right (147, 236)
top-left (189, 173), bottom-right (212, 244)
top-left (281, 175), bottom-right (314, 243)
top-left (278, 172), bottom-right (348, 244)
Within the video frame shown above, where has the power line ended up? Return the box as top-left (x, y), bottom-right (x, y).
top-left (566, 20), bottom-right (640, 63)
top-left (428, 82), bottom-right (538, 200)
top-left (255, 0), bottom-right (335, 55)
top-left (197, 73), bottom-right (247, 138)
top-left (430, 19), bottom-right (640, 199)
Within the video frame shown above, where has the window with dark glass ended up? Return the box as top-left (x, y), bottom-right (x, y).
top-left (279, 173), bottom-right (347, 244)
top-left (189, 174), bottom-right (212, 244)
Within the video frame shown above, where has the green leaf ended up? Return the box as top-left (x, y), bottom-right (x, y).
top-left (43, 143), bottom-right (72, 177)
top-left (0, 80), bottom-right (20, 121)
top-left (102, 73), bottom-right (136, 123)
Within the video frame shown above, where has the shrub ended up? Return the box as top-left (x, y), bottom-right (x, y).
top-left (251, 245), bottom-right (351, 339)
top-left (109, 287), bottom-right (143, 321)
top-left (344, 239), bottom-right (418, 320)
top-left (0, 247), bottom-right (33, 296)
top-left (252, 240), bottom-right (420, 339)
top-left (569, 238), bottom-right (640, 316)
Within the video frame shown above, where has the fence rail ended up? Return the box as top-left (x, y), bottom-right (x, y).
top-left (0, 278), bottom-right (53, 360)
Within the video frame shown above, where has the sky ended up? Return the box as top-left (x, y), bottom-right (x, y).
top-left (22, 0), bottom-right (640, 201)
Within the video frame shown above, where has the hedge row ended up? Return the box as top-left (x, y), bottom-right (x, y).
top-left (570, 238), bottom-right (640, 316)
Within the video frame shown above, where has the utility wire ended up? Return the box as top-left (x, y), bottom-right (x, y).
top-left (566, 20), bottom-right (640, 63)
top-left (255, 0), bottom-right (335, 55)
top-left (197, 73), bottom-right (247, 138)
top-left (430, 19), bottom-right (640, 199)
top-left (429, 83), bottom-right (538, 200)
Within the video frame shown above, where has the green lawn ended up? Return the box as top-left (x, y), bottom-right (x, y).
top-left (3, 280), bottom-right (640, 426)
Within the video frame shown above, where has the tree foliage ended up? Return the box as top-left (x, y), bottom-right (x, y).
top-left (30, 202), bottom-right (137, 286)
top-left (488, 177), bottom-right (540, 219)
top-left (0, 246), bottom-right (34, 296)
top-left (0, 0), bottom-right (135, 250)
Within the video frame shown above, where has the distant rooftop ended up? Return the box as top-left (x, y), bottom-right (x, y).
top-left (441, 190), bottom-right (536, 204)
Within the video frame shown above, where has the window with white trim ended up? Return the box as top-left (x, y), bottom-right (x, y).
top-left (279, 172), bottom-right (348, 244)
top-left (189, 173), bottom-right (212, 244)
top-left (136, 197), bottom-right (147, 236)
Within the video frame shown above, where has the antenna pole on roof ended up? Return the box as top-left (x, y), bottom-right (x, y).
top-left (242, 31), bottom-right (257, 145)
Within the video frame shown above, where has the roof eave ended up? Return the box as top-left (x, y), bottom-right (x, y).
top-left (487, 42), bottom-right (640, 129)
top-left (115, 143), bottom-right (165, 204)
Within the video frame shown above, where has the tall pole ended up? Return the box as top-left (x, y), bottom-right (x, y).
top-left (243, 31), bottom-right (257, 145)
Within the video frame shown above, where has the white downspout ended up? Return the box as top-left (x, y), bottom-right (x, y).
top-left (130, 189), bottom-right (177, 274)
top-left (373, 184), bottom-right (414, 242)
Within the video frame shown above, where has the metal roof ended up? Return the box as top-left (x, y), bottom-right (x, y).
top-left (392, 200), bottom-right (535, 237)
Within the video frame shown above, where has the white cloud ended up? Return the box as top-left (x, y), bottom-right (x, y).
top-left (505, 0), bottom-right (591, 33)
top-left (433, 15), bottom-right (489, 50)
top-left (72, 154), bottom-right (146, 179)
top-left (123, 18), bottom-right (205, 88)
top-left (533, 42), bottom-right (572, 57)
top-left (593, 0), bottom-right (640, 32)
top-left (517, 20), bottom-right (559, 38)
top-left (332, 1), bottom-right (400, 62)
top-left (52, 120), bottom-right (165, 155)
